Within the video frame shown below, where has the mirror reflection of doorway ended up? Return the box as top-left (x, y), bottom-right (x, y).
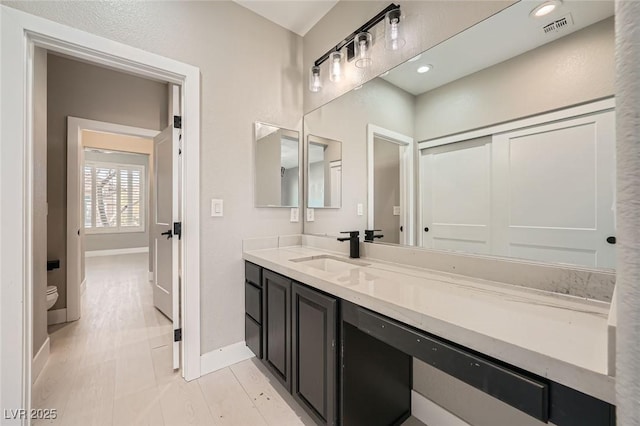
top-left (373, 138), bottom-right (401, 244)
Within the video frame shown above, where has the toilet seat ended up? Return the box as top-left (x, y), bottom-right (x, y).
top-left (46, 285), bottom-right (57, 294)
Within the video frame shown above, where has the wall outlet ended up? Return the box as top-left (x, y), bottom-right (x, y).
top-left (393, 206), bottom-right (401, 216)
top-left (211, 199), bottom-right (223, 217)
top-left (290, 208), bottom-right (299, 223)
top-left (306, 208), bottom-right (315, 222)
top-left (357, 203), bottom-right (364, 216)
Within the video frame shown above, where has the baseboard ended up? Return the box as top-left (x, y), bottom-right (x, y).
top-left (47, 308), bottom-right (67, 326)
top-left (412, 390), bottom-right (470, 426)
top-left (32, 337), bottom-right (50, 384)
top-left (80, 277), bottom-right (87, 295)
top-left (85, 246), bottom-right (149, 257)
top-left (200, 341), bottom-right (254, 376)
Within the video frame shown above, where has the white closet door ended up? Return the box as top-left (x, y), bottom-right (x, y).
top-left (421, 137), bottom-right (492, 254)
top-left (492, 110), bottom-right (616, 268)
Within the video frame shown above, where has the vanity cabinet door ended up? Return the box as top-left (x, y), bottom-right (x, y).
top-left (245, 262), bottom-right (263, 358)
top-left (263, 270), bottom-right (292, 392)
top-left (292, 283), bottom-right (338, 425)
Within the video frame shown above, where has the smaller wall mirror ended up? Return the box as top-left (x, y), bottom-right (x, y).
top-left (254, 122), bottom-right (300, 207)
top-left (307, 135), bottom-right (342, 208)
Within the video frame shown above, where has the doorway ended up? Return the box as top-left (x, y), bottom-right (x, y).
top-left (0, 6), bottom-right (202, 415)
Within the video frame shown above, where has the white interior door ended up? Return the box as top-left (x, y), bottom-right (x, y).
top-left (421, 137), bottom-right (492, 254)
top-left (492, 111), bottom-right (616, 268)
top-left (153, 117), bottom-right (180, 369)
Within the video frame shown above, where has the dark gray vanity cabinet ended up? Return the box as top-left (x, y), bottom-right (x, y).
top-left (292, 283), bottom-right (338, 425)
top-left (262, 269), bottom-right (293, 392)
top-left (245, 262), bottom-right (263, 358)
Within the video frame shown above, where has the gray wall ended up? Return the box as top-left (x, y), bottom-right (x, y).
top-left (373, 137), bottom-right (400, 244)
top-left (304, 78), bottom-right (415, 236)
top-left (415, 16), bottom-right (615, 141)
top-left (303, 1), bottom-right (515, 113)
top-left (255, 131), bottom-right (282, 206)
top-left (84, 150), bottom-right (150, 252)
top-left (33, 47), bottom-right (48, 354)
top-left (5, 1), bottom-right (304, 353)
top-left (46, 53), bottom-right (168, 310)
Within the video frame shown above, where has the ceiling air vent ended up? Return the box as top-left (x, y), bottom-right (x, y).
top-left (541, 14), bottom-right (574, 35)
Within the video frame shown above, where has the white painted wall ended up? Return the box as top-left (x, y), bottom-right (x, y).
top-left (415, 17), bottom-right (615, 141)
top-left (4, 1), bottom-right (304, 353)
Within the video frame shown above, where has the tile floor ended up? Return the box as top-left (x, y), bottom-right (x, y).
top-left (32, 253), bottom-right (424, 426)
top-left (32, 253), bottom-right (316, 425)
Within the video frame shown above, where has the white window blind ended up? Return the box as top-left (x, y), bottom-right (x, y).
top-left (84, 161), bottom-right (145, 233)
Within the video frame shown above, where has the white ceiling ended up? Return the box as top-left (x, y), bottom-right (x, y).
top-left (382, 1), bottom-right (614, 96)
top-left (234, 0), bottom-right (338, 36)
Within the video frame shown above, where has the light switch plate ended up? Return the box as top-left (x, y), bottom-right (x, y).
top-left (211, 198), bottom-right (223, 217)
top-left (306, 208), bottom-right (315, 222)
top-left (357, 203), bottom-right (364, 216)
top-left (393, 206), bottom-right (401, 216)
top-left (290, 208), bottom-right (299, 223)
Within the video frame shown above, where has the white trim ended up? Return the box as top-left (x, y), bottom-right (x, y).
top-left (32, 337), bottom-right (50, 384)
top-left (80, 277), bottom-right (87, 295)
top-left (367, 124), bottom-right (415, 245)
top-left (47, 309), bottom-right (67, 326)
top-left (200, 342), bottom-right (255, 376)
top-left (411, 390), bottom-right (471, 426)
top-left (418, 97), bottom-right (615, 150)
top-left (148, 271), bottom-right (154, 281)
top-left (85, 247), bottom-right (149, 257)
top-left (1, 6), bottom-right (202, 414)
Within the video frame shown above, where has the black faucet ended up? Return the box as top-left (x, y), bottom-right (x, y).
top-left (337, 231), bottom-right (360, 258)
top-left (364, 229), bottom-right (384, 243)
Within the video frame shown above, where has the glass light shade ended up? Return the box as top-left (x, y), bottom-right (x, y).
top-left (309, 66), bottom-right (322, 92)
top-left (354, 32), bottom-right (372, 68)
top-left (329, 51), bottom-right (343, 82)
top-left (385, 9), bottom-right (405, 51)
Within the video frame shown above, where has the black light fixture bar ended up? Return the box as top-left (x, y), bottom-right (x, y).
top-left (313, 3), bottom-right (400, 67)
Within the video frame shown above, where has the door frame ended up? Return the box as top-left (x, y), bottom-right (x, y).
top-left (367, 124), bottom-right (415, 245)
top-left (67, 117), bottom-right (160, 322)
top-left (0, 6), bottom-right (202, 417)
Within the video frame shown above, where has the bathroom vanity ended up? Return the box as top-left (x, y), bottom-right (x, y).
top-left (243, 240), bottom-right (615, 426)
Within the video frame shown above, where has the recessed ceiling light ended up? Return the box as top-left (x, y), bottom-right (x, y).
top-left (417, 65), bottom-right (432, 74)
top-left (408, 54), bottom-right (422, 62)
top-left (530, 0), bottom-right (561, 18)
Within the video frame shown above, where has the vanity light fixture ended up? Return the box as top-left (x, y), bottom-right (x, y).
top-left (329, 51), bottom-right (343, 82)
top-left (417, 64), bottom-right (432, 74)
top-left (308, 3), bottom-right (401, 92)
top-left (385, 9), bottom-right (405, 50)
top-left (309, 66), bottom-right (322, 92)
top-left (530, 0), bottom-right (561, 18)
top-left (354, 32), bottom-right (373, 68)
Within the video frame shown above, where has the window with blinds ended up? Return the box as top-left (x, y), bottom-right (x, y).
top-left (84, 161), bottom-right (145, 233)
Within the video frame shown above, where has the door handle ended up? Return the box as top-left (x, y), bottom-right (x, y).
top-left (606, 236), bottom-right (616, 245)
top-left (161, 229), bottom-right (173, 239)
top-left (424, 227), bottom-right (429, 233)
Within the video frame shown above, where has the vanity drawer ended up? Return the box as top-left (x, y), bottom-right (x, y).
top-left (245, 262), bottom-right (262, 287)
top-left (245, 314), bottom-right (262, 358)
top-left (245, 282), bottom-right (262, 323)
top-left (343, 302), bottom-right (549, 422)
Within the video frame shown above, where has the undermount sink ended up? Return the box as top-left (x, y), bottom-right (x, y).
top-left (290, 255), bottom-right (370, 273)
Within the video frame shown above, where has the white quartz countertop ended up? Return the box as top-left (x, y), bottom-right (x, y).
top-left (243, 245), bottom-right (614, 404)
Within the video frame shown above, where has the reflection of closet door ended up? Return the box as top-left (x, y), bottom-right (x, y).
top-left (492, 111), bottom-right (616, 269)
top-left (421, 137), bottom-right (492, 254)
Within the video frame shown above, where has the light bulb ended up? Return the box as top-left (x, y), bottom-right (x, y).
top-left (354, 32), bottom-right (372, 68)
top-left (385, 9), bottom-right (405, 51)
top-left (309, 66), bottom-right (322, 92)
top-left (329, 51), bottom-right (342, 82)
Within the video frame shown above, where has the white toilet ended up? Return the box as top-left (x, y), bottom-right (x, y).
top-left (46, 285), bottom-right (58, 310)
